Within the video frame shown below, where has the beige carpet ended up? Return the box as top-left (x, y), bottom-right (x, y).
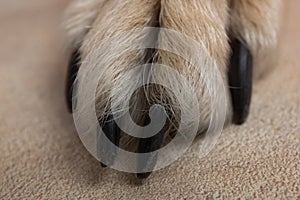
top-left (0, 0), bottom-right (299, 199)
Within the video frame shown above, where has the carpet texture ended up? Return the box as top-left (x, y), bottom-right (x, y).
top-left (0, 0), bottom-right (299, 199)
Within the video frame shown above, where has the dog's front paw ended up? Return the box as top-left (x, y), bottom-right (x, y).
top-left (64, 0), bottom-right (281, 178)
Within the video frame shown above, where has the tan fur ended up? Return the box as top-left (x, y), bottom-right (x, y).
top-left (64, 0), bottom-right (282, 143)
top-left (76, 0), bottom-right (161, 149)
top-left (230, 0), bottom-right (282, 79)
top-left (64, 0), bottom-right (106, 49)
top-left (157, 0), bottom-right (231, 133)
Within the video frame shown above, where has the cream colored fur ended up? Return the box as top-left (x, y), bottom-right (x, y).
top-left (63, 0), bottom-right (282, 145)
top-left (64, 0), bottom-right (106, 49)
top-left (230, 0), bottom-right (282, 79)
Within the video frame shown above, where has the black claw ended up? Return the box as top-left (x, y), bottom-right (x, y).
top-left (137, 172), bottom-right (152, 179)
top-left (100, 162), bottom-right (108, 168)
top-left (97, 114), bottom-right (121, 167)
top-left (66, 49), bottom-right (81, 113)
top-left (228, 39), bottom-right (253, 125)
top-left (136, 115), bottom-right (167, 179)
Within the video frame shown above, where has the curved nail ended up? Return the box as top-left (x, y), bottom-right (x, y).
top-left (228, 39), bottom-right (253, 125)
top-left (137, 115), bottom-right (167, 179)
top-left (65, 49), bottom-right (81, 113)
top-left (97, 114), bottom-right (121, 168)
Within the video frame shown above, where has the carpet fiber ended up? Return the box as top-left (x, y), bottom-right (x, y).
top-left (0, 0), bottom-right (299, 199)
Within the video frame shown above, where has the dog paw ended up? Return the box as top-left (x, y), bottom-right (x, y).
top-left (64, 0), bottom-right (281, 178)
